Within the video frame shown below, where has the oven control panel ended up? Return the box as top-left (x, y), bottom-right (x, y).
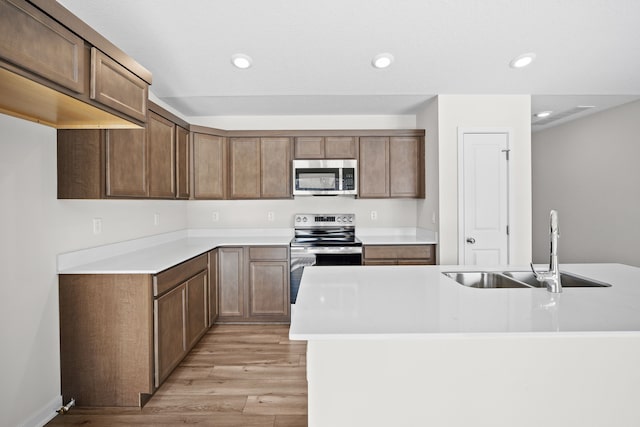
top-left (294, 213), bottom-right (355, 227)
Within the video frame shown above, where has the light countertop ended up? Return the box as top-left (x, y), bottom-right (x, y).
top-left (57, 227), bottom-right (436, 275)
top-left (57, 230), bottom-right (293, 274)
top-left (289, 263), bottom-right (640, 339)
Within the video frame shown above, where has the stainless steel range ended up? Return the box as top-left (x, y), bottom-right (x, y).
top-left (290, 213), bottom-right (362, 303)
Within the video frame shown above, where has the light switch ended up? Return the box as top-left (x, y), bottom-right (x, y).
top-left (153, 213), bottom-right (160, 226)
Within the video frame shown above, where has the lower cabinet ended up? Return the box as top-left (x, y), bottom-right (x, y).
top-left (59, 253), bottom-right (211, 407)
top-left (363, 244), bottom-right (436, 265)
top-left (218, 246), bottom-right (290, 323)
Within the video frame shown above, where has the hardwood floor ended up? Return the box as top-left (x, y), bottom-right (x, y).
top-left (47, 324), bottom-right (308, 426)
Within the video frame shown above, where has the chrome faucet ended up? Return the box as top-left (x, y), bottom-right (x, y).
top-left (530, 210), bottom-right (562, 293)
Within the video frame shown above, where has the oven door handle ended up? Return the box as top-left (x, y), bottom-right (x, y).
top-left (290, 246), bottom-right (363, 255)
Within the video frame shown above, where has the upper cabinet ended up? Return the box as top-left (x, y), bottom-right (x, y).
top-left (359, 136), bottom-right (424, 198)
top-left (229, 137), bottom-right (292, 199)
top-left (58, 101), bottom-right (188, 199)
top-left (294, 136), bottom-right (357, 159)
top-left (192, 131), bottom-right (226, 200)
top-left (0, 0), bottom-right (151, 128)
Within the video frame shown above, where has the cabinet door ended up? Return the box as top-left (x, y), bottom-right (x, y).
top-left (105, 128), bottom-right (148, 197)
top-left (193, 133), bottom-right (226, 199)
top-left (261, 137), bottom-right (291, 198)
top-left (294, 137), bottom-right (324, 158)
top-left (186, 270), bottom-right (208, 350)
top-left (176, 126), bottom-right (190, 199)
top-left (229, 138), bottom-right (261, 199)
top-left (0, 0), bottom-right (86, 93)
top-left (147, 111), bottom-right (176, 198)
top-left (218, 247), bottom-right (245, 319)
top-left (208, 249), bottom-right (219, 326)
top-left (248, 261), bottom-right (290, 320)
top-left (325, 136), bottom-right (357, 159)
top-left (359, 136), bottom-right (389, 198)
top-left (154, 284), bottom-right (186, 387)
top-left (390, 137), bottom-right (422, 198)
top-left (90, 48), bottom-right (148, 123)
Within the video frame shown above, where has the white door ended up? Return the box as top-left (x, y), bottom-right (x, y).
top-left (459, 131), bottom-right (510, 265)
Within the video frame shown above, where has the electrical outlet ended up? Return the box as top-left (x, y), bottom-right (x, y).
top-left (153, 213), bottom-right (160, 226)
top-left (370, 211), bottom-right (377, 220)
top-left (92, 218), bottom-right (102, 235)
top-left (212, 211), bottom-right (219, 222)
top-left (267, 211), bottom-right (275, 222)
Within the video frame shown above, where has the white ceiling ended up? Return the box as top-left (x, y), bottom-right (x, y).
top-left (59, 0), bottom-right (640, 128)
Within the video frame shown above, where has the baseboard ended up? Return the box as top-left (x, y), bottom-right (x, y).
top-left (20, 395), bottom-right (61, 427)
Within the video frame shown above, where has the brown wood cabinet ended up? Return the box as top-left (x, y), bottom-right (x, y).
top-left (0, 0), bottom-right (86, 93)
top-left (57, 102), bottom-right (188, 199)
top-left (105, 128), bottom-right (148, 197)
top-left (192, 132), bottom-right (226, 199)
top-left (147, 111), bottom-right (176, 198)
top-left (208, 249), bottom-right (219, 326)
top-left (0, 0), bottom-right (151, 128)
top-left (90, 47), bottom-right (148, 123)
top-left (59, 253), bottom-right (212, 407)
top-left (152, 254), bottom-right (209, 387)
top-left (229, 137), bottom-right (261, 199)
top-left (359, 136), bottom-right (424, 198)
top-left (294, 136), bottom-right (357, 159)
top-left (261, 137), bottom-right (292, 198)
top-left (363, 244), bottom-right (436, 265)
top-left (218, 246), bottom-right (290, 323)
top-left (229, 137), bottom-right (292, 199)
top-left (176, 126), bottom-right (190, 199)
top-left (59, 274), bottom-right (154, 407)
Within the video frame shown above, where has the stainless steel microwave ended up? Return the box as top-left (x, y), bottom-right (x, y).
top-left (292, 159), bottom-right (358, 196)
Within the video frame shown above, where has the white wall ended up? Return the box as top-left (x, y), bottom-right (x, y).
top-left (0, 114), bottom-right (187, 427)
top-left (532, 100), bottom-right (640, 267)
top-left (433, 95), bottom-right (532, 265)
top-left (415, 98), bottom-right (439, 232)
top-left (188, 198), bottom-right (417, 229)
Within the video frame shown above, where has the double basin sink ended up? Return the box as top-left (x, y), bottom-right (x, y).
top-left (442, 270), bottom-right (611, 289)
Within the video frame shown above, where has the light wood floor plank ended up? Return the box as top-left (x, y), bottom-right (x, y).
top-left (47, 324), bottom-right (307, 426)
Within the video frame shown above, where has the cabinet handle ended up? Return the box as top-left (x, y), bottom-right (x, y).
top-left (466, 237), bottom-right (476, 244)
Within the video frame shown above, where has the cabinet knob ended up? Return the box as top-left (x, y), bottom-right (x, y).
top-left (466, 237), bottom-right (476, 244)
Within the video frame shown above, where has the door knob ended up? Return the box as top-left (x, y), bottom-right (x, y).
top-left (466, 237), bottom-right (476, 244)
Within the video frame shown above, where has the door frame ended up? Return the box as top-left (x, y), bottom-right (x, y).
top-left (457, 127), bottom-right (513, 264)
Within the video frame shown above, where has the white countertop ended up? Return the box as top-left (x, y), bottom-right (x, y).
top-left (289, 263), bottom-right (640, 339)
top-left (57, 227), bottom-right (436, 274)
top-left (57, 230), bottom-right (293, 274)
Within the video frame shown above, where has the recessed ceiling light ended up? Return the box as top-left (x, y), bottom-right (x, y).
top-left (372, 53), bottom-right (394, 69)
top-left (535, 111), bottom-right (552, 118)
top-left (509, 53), bottom-right (536, 69)
top-left (231, 54), bottom-right (252, 69)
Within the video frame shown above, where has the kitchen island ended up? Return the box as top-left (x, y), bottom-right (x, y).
top-left (290, 264), bottom-right (640, 427)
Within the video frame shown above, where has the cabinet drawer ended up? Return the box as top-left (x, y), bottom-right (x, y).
top-left (154, 253), bottom-right (208, 296)
top-left (91, 47), bottom-right (148, 122)
top-left (364, 245), bottom-right (433, 260)
top-left (249, 246), bottom-right (288, 261)
top-left (0, 0), bottom-right (86, 93)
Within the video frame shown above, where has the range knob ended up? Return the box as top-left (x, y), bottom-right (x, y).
top-left (337, 217), bottom-right (342, 222)
top-left (296, 217), bottom-right (301, 222)
top-left (302, 217), bottom-right (308, 222)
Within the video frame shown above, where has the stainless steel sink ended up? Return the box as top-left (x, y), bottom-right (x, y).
top-left (443, 271), bottom-right (611, 288)
top-left (501, 271), bottom-right (611, 288)
top-left (442, 272), bottom-right (531, 288)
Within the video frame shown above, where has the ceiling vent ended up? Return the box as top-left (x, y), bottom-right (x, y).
top-left (532, 106), bottom-right (595, 126)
